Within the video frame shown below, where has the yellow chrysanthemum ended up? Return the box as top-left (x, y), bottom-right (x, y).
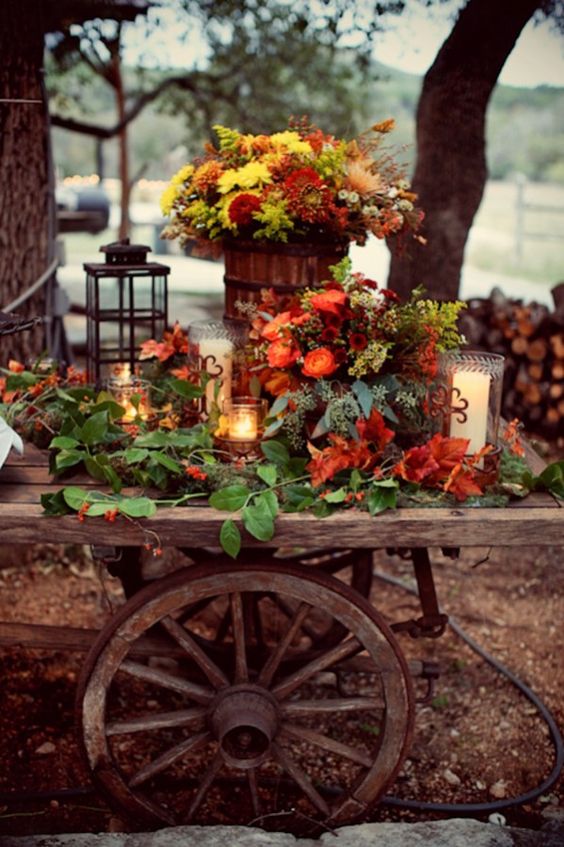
top-left (269, 131), bottom-right (312, 155)
top-left (170, 163), bottom-right (195, 186)
top-left (160, 184), bottom-right (178, 216)
top-left (217, 161), bottom-right (272, 194)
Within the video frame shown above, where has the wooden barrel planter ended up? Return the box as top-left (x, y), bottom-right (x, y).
top-left (223, 239), bottom-right (349, 320)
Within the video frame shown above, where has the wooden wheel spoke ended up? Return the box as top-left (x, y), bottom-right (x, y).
top-left (271, 637), bottom-right (361, 701)
top-left (119, 660), bottom-right (213, 705)
top-left (106, 707), bottom-right (207, 737)
top-left (282, 696), bottom-right (384, 716)
top-left (214, 603), bottom-right (231, 645)
top-left (280, 722), bottom-right (372, 768)
top-left (129, 730), bottom-right (212, 788)
top-left (186, 752), bottom-right (223, 821)
top-left (160, 615), bottom-right (228, 689)
top-left (272, 742), bottom-right (330, 816)
top-left (257, 602), bottom-right (311, 688)
top-left (230, 592), bottom-right (248, 683)
top-left (271, 594), bottom-right (323, 642)
top-left (248, 768), bottom-right (261, 818)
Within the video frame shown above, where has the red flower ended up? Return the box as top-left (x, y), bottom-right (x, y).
top-left (228, 193), bottom-right (262, 226)
top-left (302, 347), bottom-right (338, 378)
top-left (267, 337), bottom-right (301, 368)
top-left (321, 326), bottom-right (339, 343)
top-left (349, 332), bottom-right (368, 351)
top-left (283, 167), bottom-right (335, 224)
top-left (310, 289), bottom-right (347, 315)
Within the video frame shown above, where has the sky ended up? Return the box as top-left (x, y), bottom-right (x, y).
top-left (375, 3), bottom-right (564, 88)
top-left (123, 1), bottom-right (564, 89)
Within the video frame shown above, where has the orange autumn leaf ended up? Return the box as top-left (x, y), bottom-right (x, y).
top-left (306, 434), bottom-right (376, 487)
top-left (394, 443), bottom-right (440, 483)
top-left (355, 408), bottom-right (395, 453)
top-left (427, 433), bottom-right (470, 481)
top-left (443, 463), bottom-right (483, 501)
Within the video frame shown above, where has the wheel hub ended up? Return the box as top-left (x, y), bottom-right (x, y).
top-left (210, 684), bottom-right (279, 769)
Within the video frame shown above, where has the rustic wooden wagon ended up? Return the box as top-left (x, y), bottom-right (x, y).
top-left (0, 442), bottom-right (561, 832)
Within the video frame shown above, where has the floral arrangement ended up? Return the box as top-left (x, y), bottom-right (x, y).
top-left (246, 258), bottom-right (465, 450)
top-left (160, 118), bottom-right (423, 247)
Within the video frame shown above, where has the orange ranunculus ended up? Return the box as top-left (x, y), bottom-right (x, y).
top-left (301, 347), bottom-right (337, 378)
top-left (309, 289), bottom-right (346, 316)
top-left (267, 337), bottom-right (301, 369)
top-left (261, 311), bottom-right (293, 341)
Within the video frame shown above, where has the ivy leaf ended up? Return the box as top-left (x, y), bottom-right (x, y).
top-left (537, 461), bottom-right (564, 499)
top-left (62, 486), bottom-right (89, 511)
top-left (367, 483), bottom-right (398, 515)
top-left (103, 464), bottom-right (122, 493)
top-left (49, 435), bottom-right (79, 450)
top-left (84, 456), bottom-right (109, 482)
top-left (41, 490), bottom-right (71, 515)
top-left (133, 431), bottom-right (170, 449)
top-left (241, 503), bottom-right (275, 542)
top-left (123, 448), bottom-right (150, 464)
top-left (117, 497), bottom-right (157, 518)
top-left (312, 500), bottom-right (332, 518)
top-left (80, 411), bottom-right (110, 446)
top-left (209, 484), bottom-right (251, 511)
top-left (349, 469), bottom-right (362, 492)
top-left (169, 379), bottom-right (203, 399)
top-left (219, 519), bottom-right (241, 559)
top-left (261, 440), bottom-right (290, 467)
top-left (324, 487), bottom-right (347, 503)
top-left (257, 464), bottom-right (277, 486)
top-left (55, 449), bottom-right (85, 472)
top-left (152, 452), bottom-right (184, 474)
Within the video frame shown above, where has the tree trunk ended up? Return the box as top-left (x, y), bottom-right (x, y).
top-left (387, 0), bottom-right (541, 302)
top-left (0, 0), bottom-right (52, 360)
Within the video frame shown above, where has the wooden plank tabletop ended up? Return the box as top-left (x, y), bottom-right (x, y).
top-left (0, 443), bottom-right (560, 550)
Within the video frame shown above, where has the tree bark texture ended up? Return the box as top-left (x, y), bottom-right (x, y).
top-left (387, 0), bottom-right (542, 302)
top-left (0, 0), bottom-right (52, 359)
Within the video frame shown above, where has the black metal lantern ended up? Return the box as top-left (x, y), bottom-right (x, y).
top-left (84, 239), bottom-right (170, 382)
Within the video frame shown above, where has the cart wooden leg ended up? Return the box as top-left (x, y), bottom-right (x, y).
top-left (76, 561), bottom-right (414, 833)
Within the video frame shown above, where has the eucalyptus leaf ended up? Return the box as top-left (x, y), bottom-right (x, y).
top-left (352, 380), bottom-right (373, 419)
top-left (269, 394), bottom-right (289, 416)
top-left (263, 418), bottom-right (284, 437)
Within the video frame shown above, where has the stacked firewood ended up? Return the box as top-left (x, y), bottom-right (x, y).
top-left (458, 283), bottom-right (564, 440)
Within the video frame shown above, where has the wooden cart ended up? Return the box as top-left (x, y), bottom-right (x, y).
top-left (0, 443), bottom-right (561, 832)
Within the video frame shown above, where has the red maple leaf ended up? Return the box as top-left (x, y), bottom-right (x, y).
top-left (394, 442), bottom-right (440, 483)
top-left (306, 434), bottom-right (376, 487)
top-left (355, 408), bottom-right (395, 453)
top-left (443, 463), bottom-right (483, 501)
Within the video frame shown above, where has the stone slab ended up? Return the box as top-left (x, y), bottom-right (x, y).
top-left (1, 819), bottom-right (563, 847)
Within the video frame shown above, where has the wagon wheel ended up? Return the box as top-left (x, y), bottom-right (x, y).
top-left (77, 562), bottom-right (414, 834)
top-left (183, 546), bottom-right (375, 651)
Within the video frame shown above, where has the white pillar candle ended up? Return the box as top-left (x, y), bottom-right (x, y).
top-left (198, 338), bottom-right (233, 413)
top-left (450, 370), bottom-right (490, 454)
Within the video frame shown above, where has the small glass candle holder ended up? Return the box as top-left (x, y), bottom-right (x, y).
top-left (215, 396), bottom-right (268, 460)
top-left (434, 351), bottom-right (505, 470)
top-left (106, 364), bottom-right (152, 423)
